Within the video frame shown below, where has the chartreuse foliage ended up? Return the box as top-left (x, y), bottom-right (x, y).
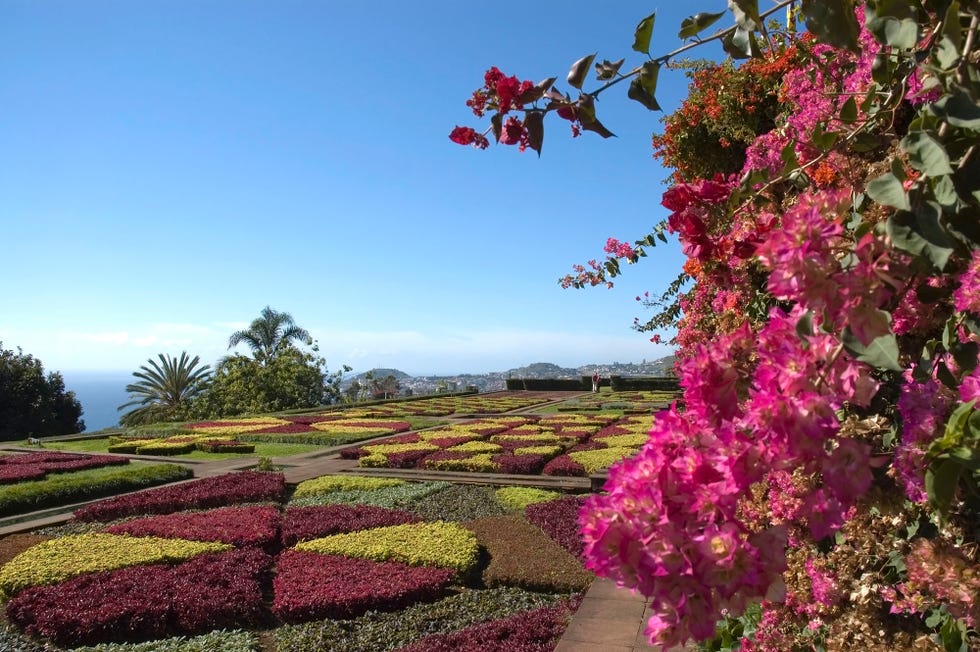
top-left (569, 447), bottom-right (641, 474)
top-left (293, 521), bottom-right (480, 573)
top-left (0, 533), bottom-right (230, 598)
top-left (495, 486), bottom-right (562, 511)
top-left (291, 474), bottom-right (405, 499)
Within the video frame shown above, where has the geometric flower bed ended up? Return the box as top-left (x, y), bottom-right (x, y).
top-left (0, 451), bottom-right (129, 484)
top-left (332, 390), bottom-right (563, 418)
top-left (180, 415), bottom-right (413, 446)
top-left (340, 413), bottom-right (653, 476)
top-left (0, 470), bottom-right (590, 649)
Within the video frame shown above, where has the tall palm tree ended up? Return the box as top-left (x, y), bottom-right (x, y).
top-left (117, 352), bottom-right (212, 426)
top-left (227, 306), bottom-right (312, 363)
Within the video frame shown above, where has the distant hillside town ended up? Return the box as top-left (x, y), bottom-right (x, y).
top-left (340, 356), bottom-right (675, 399)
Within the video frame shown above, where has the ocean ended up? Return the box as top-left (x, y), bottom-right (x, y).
top-left (61, 371), bottom-right (133, 433)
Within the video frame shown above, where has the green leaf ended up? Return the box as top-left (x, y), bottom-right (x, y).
top-left (930, 91), bottom-right (980, 129)
top-left (517, 77), bottom-right (556, 105)
top-left (802, 0), bottom-right (860, 52)
top-left (931, 175), bottom-right (959, 209)
top-left (840, 96), bottom-right (858, 123)
top-left (902, 131), bottom-right (953, 176)
top-left (842, 321), bottom-right (903, 371)
top-left (632, 12), bottom-right (656, 54)
top-left (678, 11), bottom-right (725, 40)
top-left (867, 172), bottom-right (911, 210)
top-left (723, 27), bottom-right (762, 59)
top-left (628, 61), bottom-right (661, 111)
top-left (865, 0), bottom-right (922, 49)
top-left (490, 113), bottom-right (502, 143)
top-left (795, 310), bottom-right (814, 338)
top-left (946, 206), bottom-right (980, 248)
top-left (925, 457), bottom-right (963, 516)
top-left (576, 95), bottom-right (616, 138)
top-left (886, 202), bottom-right (955, 270)
top-left (567, 53), bottom-right (596, 90)
top-left (524, 111), bottom-right (544, 156)
top-left (729, 0), bottom-right (762, 32)
top-left (952, 340), bottom-right (980, 374)
top-left (595, 59), bottom-right (625, 81)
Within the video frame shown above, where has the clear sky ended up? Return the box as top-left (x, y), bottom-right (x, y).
top-left (2, 1), bottom-right (731, 376)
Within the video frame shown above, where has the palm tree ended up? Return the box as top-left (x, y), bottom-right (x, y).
top-left (118, 352), bottom-right (212, 426)
top-left (227, 306), bottom-right (312, 363)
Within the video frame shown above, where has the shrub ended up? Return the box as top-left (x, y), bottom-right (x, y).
top-left (272, 551), bottom-right (455, 622)
top-left (292, 474), bottom-right (405, 499)
top-left (397, 597), bottom-right (582, 652)
top-left (135, 441), bottom-right (197, 455)
top-left (525, 495), bottom-right (587, 558)
top-left (593, 433), bottom-right (647, 448)
top-left (280, 504), bottom-right (420, 547)
top-left (465, 515), bottom-right (592, 593)
top-left (424, 453), bottom-right (500, 473)
top-left (0, 533), bottom-right (231, 598)
top-left (513, 445), bottom-right (563, 457)
top-left (446, 441), bottom-right (503, 454)
top-left (408, 484), bottom-right (508, 522)
top-left (0, 463), bottom-right (191, 518)
top-left (542, 456), bottom-right (586, 477)
top-left (294, 521), bottom-right (480, 573)
top-left (568, 447), bottom-right (637, 474)
top-left (495, 487), bottom-right (561, 511)
top-left (5, 548), bottom-right (270, 646)
top-left (287, 481), bottom-right (452, 509)
top-left (273, 586), bottom-right (565, 651)
top-left (73, 471), bottom-right (285, 522)
top-left (70, 629), bottom-right (260, 652)
top-left (494, 453), bottom-right (548, 475)
top-left (361, 442), bottom-right (438, 456)
top-left (105, 505), bottom-right (280, 549)
top-left (194, 440), bottom-right (255, 454)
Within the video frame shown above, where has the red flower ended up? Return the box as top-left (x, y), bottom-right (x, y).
top-left (499, 116), bottom-right (525, 146)
top-left (449, 126), bottom-right (489, 149)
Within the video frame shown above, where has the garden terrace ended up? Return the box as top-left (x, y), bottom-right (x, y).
top-left (0, 468), bottom-right (599, 650)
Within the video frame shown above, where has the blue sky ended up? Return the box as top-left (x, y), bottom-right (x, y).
top-left (2, 1), bottom-right (733, 376)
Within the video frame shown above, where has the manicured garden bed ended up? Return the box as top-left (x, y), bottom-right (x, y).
top-left (0, 470), bottom-right (591, 650)
top-left (340, 413), bottom-right (654, 477)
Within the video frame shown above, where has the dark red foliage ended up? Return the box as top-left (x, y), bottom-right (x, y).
top-left (272, 551), bottom-right (454, 622)
top-left (284, 415), bottom-right (334, 425)
top-left (73, 471), bottom-right (286, 522)
top-left (280, 504), bottom-right (420, 547)
top-left (566, 442), bottom-right (603, 453)
top-left (0, 464), bottom-right (46, 484)
top-left (553, 428), bottom-right (592, 442)
top-left (377, 433), bottom-right (423, 445)
top-left (525, 496), bottom-right (587, 558)
top-left (542, 456), bottom-right (586, 477)
top-left (384, 449), bottom-right (434, 469)
top-left (105, 505), bottom-right (280, 549)
top-left (0, 452), bottom-right (128, 484)
top-left (339, 446), bottom-right (367, 460)
top-left (396, 597), bottom-right (581, 652)
top-left (467, 426), bottom-right (510, 436)
top-left (493, 454), bottom-right (548, 475)
top-left (594, 425), bottom-right (632, 437)
top-left (5, 548), bottom-right (271, 647)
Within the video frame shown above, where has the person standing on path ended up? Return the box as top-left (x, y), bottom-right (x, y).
top-left (592, 371), bottom-right (600, 393)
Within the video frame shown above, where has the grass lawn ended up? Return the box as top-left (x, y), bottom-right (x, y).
top-left (42, 440), bottom-right (321, 459)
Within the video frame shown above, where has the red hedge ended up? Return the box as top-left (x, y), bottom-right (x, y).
top-left (524, 495), bottom-right (587, 558)
top-left (493, 454), bottom-right (548, 475)
top-left (542, 456), bottom-right (586, 477)
top-left (280, 504), bottom-right (419, 547)
top-left (105, 505), bottom-right (280, 549)
top-left (74, 471), bottom-right (286, 522)
top-left (396, 597), bottom-right (582, 652)
top-left (272, 551), bottom-right (454, 622)
top-left (5, 548), bottom-right (271, 646)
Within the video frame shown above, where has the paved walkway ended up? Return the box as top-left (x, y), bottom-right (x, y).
top-left (0, 444), bottom-right (679, 651)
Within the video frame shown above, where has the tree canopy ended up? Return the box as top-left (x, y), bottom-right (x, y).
top-left (118, 352), bottom-right (212, 427)
top-left (0, 343), bottom-right (84, 440)
top-left (227, 306), bottom-right (312, 363)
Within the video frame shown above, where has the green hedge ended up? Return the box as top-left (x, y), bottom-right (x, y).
top-left (0, 464), bottom-right (192, 518)
top-left (608, 376), bottom-right (680, 392)
top-left (505, 379), bottom-right (585, 391)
